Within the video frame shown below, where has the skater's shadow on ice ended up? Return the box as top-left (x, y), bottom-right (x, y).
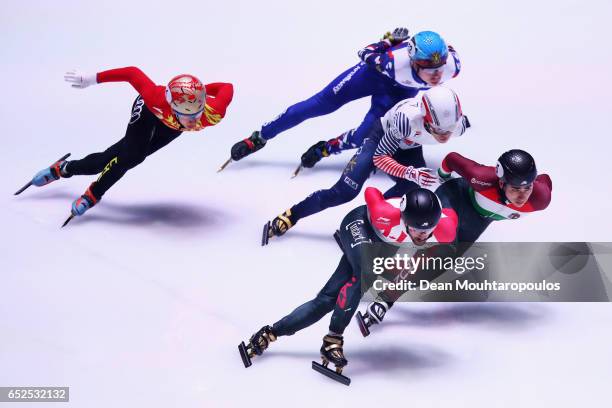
top-left (268, 345), bottom-right (449, 377)
top-left (287, 230), bottom-right (338, 243)
top-left (349, 345), bottom-right (449, 376)
top-left (18, 189), bottom-right (77, 202)
top-left (382, 303), bottom-right (546, 331)
top-left (77, 202), bottom-right (221, 229)
top-left (228, 159), bottom-right (348, 174)
top-left (20, 189), bottom-right (225, 229)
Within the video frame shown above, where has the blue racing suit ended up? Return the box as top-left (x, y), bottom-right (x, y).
top-left (260, 40), bottom-right (461, 151)
top-left (268, 40), bottom-right (460, 223)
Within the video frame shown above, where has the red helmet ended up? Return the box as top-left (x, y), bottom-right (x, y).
top-left (165, 74), bottom-right (206, 115)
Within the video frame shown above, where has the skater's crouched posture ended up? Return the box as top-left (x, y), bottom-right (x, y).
top-left (28, 67), bottom-right (233, 219)
top-left (355, 149), bottom-right (553, 337)
top-left (262, 85), bottom-right (468, 243)
top-left (239, 186), bottom-right (457, 384)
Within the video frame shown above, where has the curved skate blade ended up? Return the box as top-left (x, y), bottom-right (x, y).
top-left (238, 341), bottom-right (253, 368)
top-left (312, 361), bottom-right (351, 386)
top-left (14, 153), bottom-right (71, 195)
top-left (217, 157), bottom-right (232, 173)
top-left (355, 311), bottom-right (370, 337)
top-left (290, 164), bottom-right (303, 179)
top-left (261, 221), bottom-right (271, 246)
top-left (14, 181), bottom-right (33, 196)
top-left (61, 214), bottom-right (75, 228)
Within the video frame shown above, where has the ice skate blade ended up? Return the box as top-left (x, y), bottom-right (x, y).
top-left (217, 157), bottom-right (232, 173)
top-left (312, 361), bottom-right (351, 386)
top-left (14, 181), bottom-right (33, 196)
top-left (14, 153), bottom-right (71, 195)
top-left (355, 311), bottom-right (370, 337)
top-left (261, 221), bottom-right (271, 246)
top-left (238, 341), bottom-right (253, 368)
top-left (291, 164), bottom-right (303, 178)
top-left (61, 214), bottom-right (75, 228)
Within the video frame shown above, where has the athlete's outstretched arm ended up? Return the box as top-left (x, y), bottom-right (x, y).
top-left (325, 129), bottom-right (361, 155)
top-left (357, 39), bottom-right (394, 72)
top-left (440, 152), bottom-right (497, 191)
top-left (372, 108), bottom-right (416, 177)
top-left (373, 131), bottom-right (406, 178)
top-left (204, 82), bottom-right (234, 118)
top-left (530, 174), bottom-right (553, 210)
top-left (96, 66), bottom-right (158, 99)
top-left (358, 27), bottom-right (409, 72)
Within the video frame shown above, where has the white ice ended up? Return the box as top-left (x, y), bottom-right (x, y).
top-left (1, 0), bottom-right (612, 407)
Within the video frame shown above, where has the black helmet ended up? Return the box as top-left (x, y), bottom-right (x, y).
top-left (400, 188), bottom-right (442, 229)
top-left (496, 149), bottom-right (537, 186)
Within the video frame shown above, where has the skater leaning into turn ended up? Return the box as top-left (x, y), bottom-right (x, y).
top-left (225, 28), bottom-right (460, 168)
top-left (23, 67), bottom-right (233, 222)
top-left (371, 86), bottom-right (469, 198)
top-left (262, 85), bottom-right (468, 244)
top-left (356, 149), bottom-right (553, 336)
top-left (239, 186), bottom-right (457, 385)
top-left (299, 86), bottom-right (468, 177)
top-left (299, 85), bottom-right (470, 194)
top-left (436, 148), bottom-right (552, 242)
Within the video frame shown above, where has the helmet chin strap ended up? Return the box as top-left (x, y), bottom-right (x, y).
top-left (424, 122), bottom-right (448, 138)
top-left (410, 62), bottom-right (431, 85)
top-left (498, 181), bottom-right (512, 205)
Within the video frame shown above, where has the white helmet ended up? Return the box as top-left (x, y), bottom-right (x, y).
top-left (421, 86), bottom-right (462, 135)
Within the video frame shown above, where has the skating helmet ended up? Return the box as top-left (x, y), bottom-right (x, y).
top-left (408, 31), bottom-right (448, 68)
top-left (496, 149), bottom-right (538, 186)
top-left (400, 188), bottom-right (442, 230)
top-left (421, 86), bottom-right (462, 135)
top-left (165, 74), bottom-right (206, 116)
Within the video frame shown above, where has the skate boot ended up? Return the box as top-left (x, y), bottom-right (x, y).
top-left (261, 209), bottom-right (297, 246)
top-left (320, 334), bottom-right (347, 370)
top-left (31, 159), bottom-right (71, 187)
top-left (231, 131), bottom-right (267, 161)
top-left (238, 325), bottom-right (277, 368)
top-left (300, 140), bottom-right (330, 168)
top-left (356, 301), bottom-right (391, 337)
top-left (312, 334), bottom-right (351, 385)
top-left (62, 186), bottom-right (99, 227)
top-left (292, 140), bottom-right (330, 178)
top-left (71, 187), bottom-right (98, 217)
top-left (14, 153), bottom-right (71, 196)
top-left (218, 131), bottom-right (268, 172)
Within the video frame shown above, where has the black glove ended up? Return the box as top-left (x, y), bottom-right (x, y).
top-left (383, 27), bottom-right (409, 45)
top-left (301, 141), bottom-right (330, 168)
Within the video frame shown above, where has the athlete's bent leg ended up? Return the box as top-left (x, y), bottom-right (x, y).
top-left (271, 255), bottom-right (353, 337)
top-left (290, 136), bottom-right (379, 221)
top-left (288, 112), bottom-right (386, 222)
top-left (65, 96), bottom-right (149, 177)
top-left (260, 63), bottom-right (380, 140)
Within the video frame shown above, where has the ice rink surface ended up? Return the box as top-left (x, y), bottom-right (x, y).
top-left (2, 0), bottom-right (612, 406)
